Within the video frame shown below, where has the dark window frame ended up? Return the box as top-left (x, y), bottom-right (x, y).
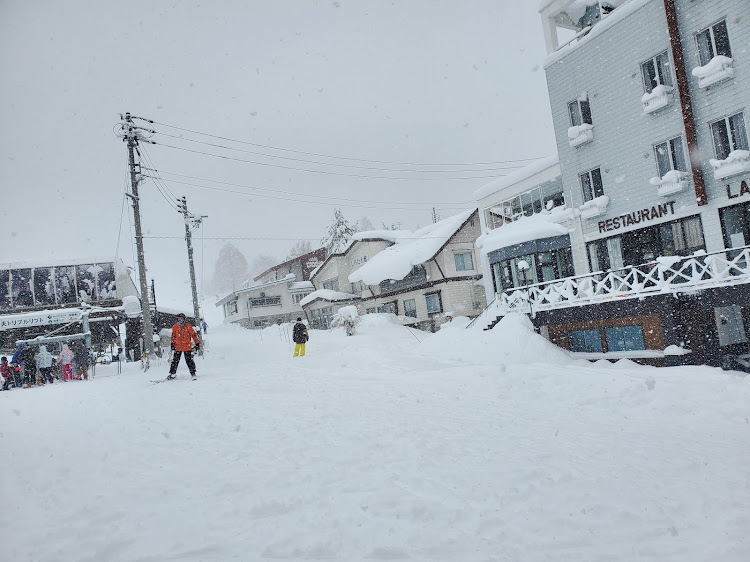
top-left (641, 50), bottom-right (673, 94)
top-left (580, 168), bottom-right (604, 202)
top-left (696, 19), bottom-right (731, 67)
top-left (425, 291), bottom-right (443, 315)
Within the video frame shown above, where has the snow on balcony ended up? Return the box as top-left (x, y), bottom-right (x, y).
top-left (691, 55), bottom-right (733, 89)
top-left (579, 195), bottom-right (609, 219)
top-left (650, 170), bottom-right (689, 197)
top-left (568, 123), bottom-right (594, 148)
top-left (641, 85), bottom-right (673, 114)
top-left (710, 150), bottom-right (750, 180)
top-left (476, 245), bottom-right (750, 324)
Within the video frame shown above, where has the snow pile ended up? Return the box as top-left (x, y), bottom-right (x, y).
top-left (567, 123), bottom-right (593, 140)
top-left (337, 305), bottom-right (358, 320)
top-left (350, 230), bottom-right (412, 244)
top-left (349, 209), bottom-right (475, 285)
top-left (710, 149), bottom-right (750, 169)
top-left (641, 84), bottom-right (673, 104)
top-left (473, 155), bottom-right (559, 200)
top-left (579, 194), bottom-right (610, 218)
top-left (650, 170), bottom-right (689, 186)
top-left (691, 55), bottom-right (733, 78)
top-left (419, 312), bottom-right (573, 366)
top-left (476, 206), bottom-right (573, 254)
top-left (299, 289), bottom-right (359, 306)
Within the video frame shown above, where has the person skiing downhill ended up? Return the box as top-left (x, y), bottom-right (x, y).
top-left (168, 313), bottom-right (200, 380)
top-left (292, 317), bottom-right (309, 357)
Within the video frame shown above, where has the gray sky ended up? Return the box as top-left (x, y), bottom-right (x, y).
top-left (0, 0), bottom-right (556, 308)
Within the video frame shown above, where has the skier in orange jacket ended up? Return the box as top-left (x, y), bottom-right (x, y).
top-left (168, 313), bottom-right (200, 380)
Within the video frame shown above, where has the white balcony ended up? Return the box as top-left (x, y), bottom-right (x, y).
top-left (710, 150), bottom-right (750, 180)
top-left (568, 124), bottom-right (593, 148)
top-left (692, 55), bottom-right (734, 89)
top-left (579, 195), bottom-right (609, 219)
top-left (650, 170), bottom-right (689, 197)
top-left (641, 85), bottom-right (674, 114)
top-left (469, 246), bottom-right (750, 329)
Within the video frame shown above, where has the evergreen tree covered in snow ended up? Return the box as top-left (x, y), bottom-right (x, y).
top-left (211, 243), bottom-right (250, 294)
top-left (321, 209), bottom-right (358, 255)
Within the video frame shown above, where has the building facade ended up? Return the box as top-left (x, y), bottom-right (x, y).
top-left (476, 0), bottom-right (749, 367)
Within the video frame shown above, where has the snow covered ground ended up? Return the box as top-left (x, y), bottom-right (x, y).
top-left (1, 314), bottom-right (749, 561)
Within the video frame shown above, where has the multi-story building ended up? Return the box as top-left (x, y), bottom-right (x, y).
top-left (302, 209), bottom-right (487, 331)
top-left (476, 0), bottom-right (749, 367)
top-left (215, 248), bottom-right (324, 328)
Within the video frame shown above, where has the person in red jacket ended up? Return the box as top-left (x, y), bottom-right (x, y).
top-left (168, 313), bottom-right (200, 380)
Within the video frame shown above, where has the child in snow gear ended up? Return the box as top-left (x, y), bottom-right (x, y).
top-left (168, 313), bottom-right (200, 379)
top-left (56, 343), bottom-right (74, 381)
top-left (1, 356), bottom-right (14, 390)
top-left (293, 317), bottom-right (309, 357)
top-left (36, 345), bottom-right (55, 384)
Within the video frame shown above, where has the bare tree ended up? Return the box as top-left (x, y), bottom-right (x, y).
top-left (286, 240), bottom-right (313, 260)
top-left (211, 243), bottom-right (250, 293)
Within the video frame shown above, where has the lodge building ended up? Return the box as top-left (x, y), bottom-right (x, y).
top-left (475, 0), bottom-right (750, 367)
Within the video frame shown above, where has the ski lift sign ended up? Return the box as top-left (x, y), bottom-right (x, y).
top-left (0, 310), bottom-right (82, 331)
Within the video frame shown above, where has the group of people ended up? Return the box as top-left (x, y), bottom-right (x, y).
top-left (1, 340), bottom-right (90, 390)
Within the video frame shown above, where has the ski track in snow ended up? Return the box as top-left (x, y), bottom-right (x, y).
top-left (1, 318), bottom-right (749, 561)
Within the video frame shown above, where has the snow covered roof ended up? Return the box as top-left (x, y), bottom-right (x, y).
top-left (474, 156), bottom-right (559, 201)
top-left (544, 0), bottom-right (653, 67)
top-left (299, 289), bottom-right (360, 307)
top-left (252, 248), bottom-right (326, 282)
top-left (215, 274), bottom-right (301, 306)
top-left (348, 209), bottom-right (477, 285)
top-left (350, 230), bottom-right (413, 244)
top-left (289, 281), bottom-right (314, 291)
top-left (0, 256), bottom-right (130, 270)
top-left (476, 207), bottom-right (574, 255)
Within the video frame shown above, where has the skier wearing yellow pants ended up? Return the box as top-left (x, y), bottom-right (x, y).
top-left (293, 317), bottom-right (308, 357)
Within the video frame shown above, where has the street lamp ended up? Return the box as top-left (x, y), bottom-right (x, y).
top-left (517, 259), bottom-right (534, 318)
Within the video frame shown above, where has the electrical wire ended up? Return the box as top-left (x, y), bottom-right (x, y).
top-left (141, 235), bottom-right (458, 241)
top-left (143, 174), bottom-right (470, 212)
top-left (150, 140), bottom-right (513, 181)
top-left (143, 168), bottom-right (474, 208)
top-left (140, 117), bottom-right (548, 167)
top-left (152, 130), bottom-right (531, 173)
top-left (140, 144), bottom-right (180, 202)
top-left (136, 145), bottom-right (181, 213)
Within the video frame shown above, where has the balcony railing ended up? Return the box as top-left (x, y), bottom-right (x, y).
top-left (568, 124), bottom-right (594, 148)
top-left (692, 55), bottom-right (733, 89)
top-left (641, 85), bottom-right (673, 114)
top-left (710, 150), bottom-right (750, 180)
top-left (471, 246), bottom-right (750, 328)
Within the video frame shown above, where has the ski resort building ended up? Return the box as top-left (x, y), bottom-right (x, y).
top-left (0, 257), bottom-right (140, 353)
top-left (301, 210), bottom-right (487, 332)
top-left (215, 248), bottom-right (325, 329)
top-left (473, 0), bottom-right (750, 368)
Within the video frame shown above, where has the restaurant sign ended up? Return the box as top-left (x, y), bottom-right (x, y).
top-left (598, 201), bottom-right (676, 233)
top-left (726, 180), bottom-right (750, 199)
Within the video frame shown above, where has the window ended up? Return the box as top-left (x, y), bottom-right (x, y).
top-left (580, 168), bottom-right (604, 202)
top-left (568, 96), bottom-right (592, 127)
top-left (403, 298), bottom-right (417, 318)
top-left (720, 201), bottom-right (750, 260)
top-left (350, 280), bottom-right (367, 294)
top-left (696, 20), bottom-right (731, 66)
top-left (292, 292), bottom-right (311, 304)
top-left (378, 301), bottom-right (397, 314)
top-left (365, 307), bottom-right (376, 314)
top-left (490, 247), bottom-right (574, 293)
top-left (711, 113), bottom-right (748, 161)
top-left (454, 252), bottom-right (474, 271)
top-left (641, 51), bottom-right (673, 93)
top-left (226, 301), bottom-right (238, 314)
top-left (425, 292), bottom-right (442, 314)
top-left (605, 325), bottom-right (645, 352)
top-left (249, 296), bottom-right (281, 307)
top-left (322, 278), bottom-right (340, 292)
top-left (654, 137), bottom-right (687, 177)
top-left (568, 329), bottom-right (603, 353)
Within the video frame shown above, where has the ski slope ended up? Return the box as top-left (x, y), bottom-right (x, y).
top-left (1, 314), bottom-right (749, 561)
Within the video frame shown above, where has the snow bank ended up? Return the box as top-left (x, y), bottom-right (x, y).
top-left (299, 289), bottom-right (359, 306)
top-left (349, 209), bottom-right (475, 285)
top-left (419, 313), bottom-right (574, 366)
top-left (476, 207), bottom-right (572, 254)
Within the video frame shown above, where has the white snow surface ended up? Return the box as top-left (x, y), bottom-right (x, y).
top-left (691, 55), bottom-right (733, 78)
top-left (710, 149), bottom-right (750, 169)
top-left (476, 207), bottom-right (573, 254)
top-left (473, 155), bottom-right (558, 200)
top-left (2, 313), bottom-right (750, 561)
top-left (299, 288), bottom-right (359, 306)
top-left (350, 230), bottom-right (413, 244)
top-left (348, 209), bottom-right (475, 285)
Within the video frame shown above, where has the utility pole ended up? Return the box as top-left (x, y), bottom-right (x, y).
top-left (120, 112), bottom-right (156, 359)
top-left (177, 196), bottom-right (204, 334)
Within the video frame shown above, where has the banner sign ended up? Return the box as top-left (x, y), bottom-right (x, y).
top-left (0, 309), bottom-right (82, 331)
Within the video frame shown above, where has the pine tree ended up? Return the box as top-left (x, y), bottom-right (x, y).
top-left (321, 209), bottom-right (358, 255)
top-left (211, 243), bottom-right (250, 293)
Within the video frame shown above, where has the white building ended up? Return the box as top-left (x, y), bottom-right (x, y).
top-left (302, 210), bottom-right (487, 332)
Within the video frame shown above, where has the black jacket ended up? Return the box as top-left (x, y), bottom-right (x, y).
top-left (292, 322), bottom-right (309, 344)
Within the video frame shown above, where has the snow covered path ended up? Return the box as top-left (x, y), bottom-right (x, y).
top-left (2, 317), bottom-right (749, 561)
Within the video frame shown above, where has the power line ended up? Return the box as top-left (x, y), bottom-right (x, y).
top-left (150, 140), bottom-right (513, 181)
top-left (143, 174), bottom-right (470, 212)
top-left (144, 168), bottom-right (474, 208)
top-left (138, 117), bottom-right (549, 167)
top-left (152, 130), bottom-right (532, 173)
top-left (136, 146), bottom-right (181, 213)
top-left (141, 235), bottom-right (462, 241)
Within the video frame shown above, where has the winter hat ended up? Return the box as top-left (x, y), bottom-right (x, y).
top-left (297, 317), bottom-right (302, 321)
top-left (177, 313), bottom-right (186, 319)
top-left (1, 356), bottom-right (7, 362)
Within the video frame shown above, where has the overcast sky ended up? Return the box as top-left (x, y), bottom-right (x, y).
top-left (0, 0), bottom-right (556, 308)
